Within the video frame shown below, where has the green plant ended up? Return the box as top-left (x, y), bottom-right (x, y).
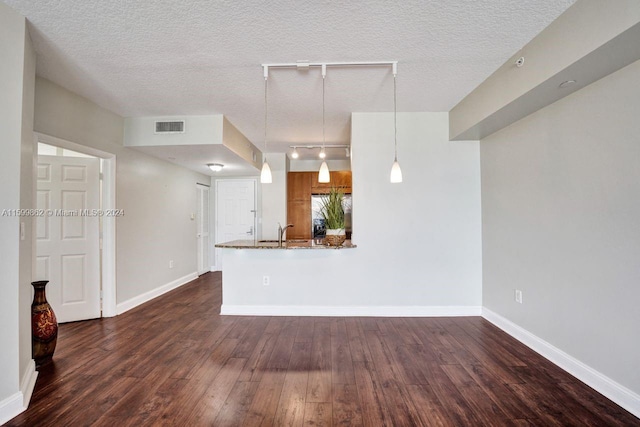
top-left (320, 186), bottom-right (345, 230)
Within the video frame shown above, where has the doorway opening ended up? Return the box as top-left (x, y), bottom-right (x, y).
top-left (35, 133), bottom-right (117, 318)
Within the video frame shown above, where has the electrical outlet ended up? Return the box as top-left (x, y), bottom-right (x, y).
top-left (515, 289), bottom-right (523, 304)
top-left (263, 275), bottom-right (270, 286)
top-left (169, 260), bottom-right (174, 269)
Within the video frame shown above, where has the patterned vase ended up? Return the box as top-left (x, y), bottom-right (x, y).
top-left (31, 280), bottom-right (58, 368)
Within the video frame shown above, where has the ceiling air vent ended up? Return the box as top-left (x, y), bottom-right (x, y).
top-left (155, 120), bottom-right (185, 134)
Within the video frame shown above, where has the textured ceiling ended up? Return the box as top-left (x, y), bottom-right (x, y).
top-left (7, 0), bottom-right (575, 155)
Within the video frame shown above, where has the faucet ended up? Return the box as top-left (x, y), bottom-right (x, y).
top-left (278, 222), bottom-right (294, 247)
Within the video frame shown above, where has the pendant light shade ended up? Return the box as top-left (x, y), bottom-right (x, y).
top-left (390, 158), bottom-right (402, 183)
top-left (318, 161), bottom-right (330, 183)
top-left (260, 160), bottom-right (272, 183)
top-left (390, 66), bottom-right (402, 183)
top-left (261, 67), bottom-right (272, 184)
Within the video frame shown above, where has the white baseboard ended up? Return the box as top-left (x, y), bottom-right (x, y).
top-left (220, 305), bottom-right (482, 317)
top-left (0, 360), bottom-right (38, 425)
top-left (482, 308), bottom-right (640, 419)
top-left (20, 360), bottom-right (37, 408)
top-left (210, 265), bottom-right (220, 272)
top-left (0, 392), bottom-right (23, 426)
top-left (116, 272), bottom-right (198, 315)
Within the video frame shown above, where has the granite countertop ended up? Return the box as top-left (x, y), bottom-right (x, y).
top-left (215, 239), bottom-right (357, 250)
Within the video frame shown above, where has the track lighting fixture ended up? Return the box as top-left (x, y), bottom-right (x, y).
top-left (261, 60), bottom-right (399, 181)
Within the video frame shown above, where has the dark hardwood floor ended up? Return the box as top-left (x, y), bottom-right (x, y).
top-left (6, 272), bottom-right (638, 426)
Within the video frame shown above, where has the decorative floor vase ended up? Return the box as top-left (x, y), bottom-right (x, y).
top-left (31, 280), bottom-right (58, 368)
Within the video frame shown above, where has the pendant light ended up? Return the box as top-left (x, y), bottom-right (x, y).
top-left (260, 66), bottom-right (273, 184)
top-left (291, 147), bottom-right (299, 159)
top-left (390, 63), bottom-right (402, 183)
top-left (318, 64), bottom-right (330, 183)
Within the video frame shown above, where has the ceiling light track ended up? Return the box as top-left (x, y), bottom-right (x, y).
top-left (290, 145), bottom-right (350, 149)
top-left (262, 61), bottom-right (398, 70)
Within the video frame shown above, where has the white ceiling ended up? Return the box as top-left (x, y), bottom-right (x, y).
top-left (7, 0), bottom-right (575, 160)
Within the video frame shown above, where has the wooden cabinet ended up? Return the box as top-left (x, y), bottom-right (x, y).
top-left (286, 171), bottom-right (352, 240)
top-left (287, 172), bottom-right (312, 239)
top-left (287, 200), bottom-right (311, 239)
top-left (288, 172), bottom-right (312, 201)
top-left (311, 171), bottom-right (352, 194)
top-left (330, 171), bottom-right (352, 193)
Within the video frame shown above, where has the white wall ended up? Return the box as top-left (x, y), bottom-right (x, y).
top-left (0, 2), bottom-right (36, 422)
top-left (222, 112), bottom-right (482, 311)
top-left (34, 78), bottom-right (210, 307)
top-left (481, 60), bottom-right (640, 396)
top-left (18, 15), bottom-right (36, 394)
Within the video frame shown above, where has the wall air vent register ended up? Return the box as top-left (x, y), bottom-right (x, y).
top-left (154, 120), bottom-right (185, 134)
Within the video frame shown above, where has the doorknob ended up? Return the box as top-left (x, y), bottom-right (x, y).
top-left (247, 226), bottom-right (254, 235)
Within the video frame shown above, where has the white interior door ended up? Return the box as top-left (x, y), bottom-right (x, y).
top-left (215, 179), bottom-right (257, 269)
top-left (36, 155), bottom-right (101, 323)
top-left (196, 184), bottom-right (210, 275)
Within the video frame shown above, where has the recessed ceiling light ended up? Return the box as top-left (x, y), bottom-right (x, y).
top-left (559, 80), bottom-right (577, 88)
top-left (207, 163), bottom-right (224, 172)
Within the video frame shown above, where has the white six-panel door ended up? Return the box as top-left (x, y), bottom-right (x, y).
top-left (215, 179), bottom-right (256, 270)
top-left (36, 155), bottom-right (101, 322)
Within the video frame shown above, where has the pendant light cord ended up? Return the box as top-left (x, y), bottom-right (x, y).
top-left (394, 73), bottom-right (398, 161)
top-left (264, 77), bottom-right (268, 156)
top-left (322, 73), bottom-right (326, 150)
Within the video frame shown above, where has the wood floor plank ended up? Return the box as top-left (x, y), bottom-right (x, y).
top-left (306, 321), bottom-right (332, 403)
top-left (243, 368), bottom-right (287, 426)
top-left (273, 342), bottom-right (311, 426)
top-left (332, 383), bottom-right (363, 426)
top-left (441, 364), bottom-right (510, 425)
top-left (352, 361), bottom-right (392, 426)
top-left (7, 272), bottom-right (639, 427)
top-left (344, 318), bottom-right (370, 363)
top-left (406, 384), bottom-right (455, 427)
top-left (331, 319), bottom-right (355, 385)
top-left (363, 329), bottom-right (425, 426)
top-left (185, 357), bottom-right (247, 425)
top-left (213, 381), bottom-right (259, 427)
top-left (303, 402), bottom-right (332, 426)
top-left (267, 318), bottom-right (299, 369)
top-left (295, 317), bottom-right (316, 343)
top-left (154, 338), bottom-right (240, 425)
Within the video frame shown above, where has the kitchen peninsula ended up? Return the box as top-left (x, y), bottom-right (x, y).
top-left (215, 238), bottom-right (360, 316)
